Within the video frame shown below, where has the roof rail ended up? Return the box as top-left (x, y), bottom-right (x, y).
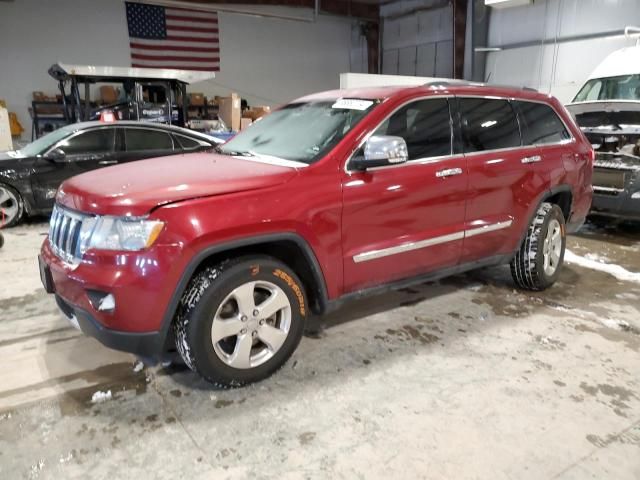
top-left (423, 80), bottom-right (477, 87)
top-left (424, 79), bottom-right (538, 92)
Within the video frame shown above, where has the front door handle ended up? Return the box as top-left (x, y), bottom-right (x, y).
top-left (521, 155), bottom-right (542, 164)
top-left (436, 167), bottom-right (463, 178)
top-left (98, 160), bottom-right (118, 165)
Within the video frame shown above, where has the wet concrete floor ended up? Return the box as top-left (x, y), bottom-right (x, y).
top-left (0, 220), bottom-right (639, 479)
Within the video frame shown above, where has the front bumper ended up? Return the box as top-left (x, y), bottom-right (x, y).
top-left (591, 165), bottom-right (640, 221)
top-left (39, 237), bottom-right (184, 356)
top-left (54, 294), bottom-right (165, 356)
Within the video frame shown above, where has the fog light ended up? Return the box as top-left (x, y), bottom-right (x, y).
top-left (87, 290), bottom-right (116, 313)
top-left (98, 294), bottom-right (116, 312)
top-left (632, 191), bottom-right (640, 199)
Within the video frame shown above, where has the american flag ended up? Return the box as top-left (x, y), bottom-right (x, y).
top-left (126, 2), bottom-right (220, 71)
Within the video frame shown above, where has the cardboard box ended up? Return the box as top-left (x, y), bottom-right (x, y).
top-left (252, 106), bottom-right (271, 119)
top-left (240, 117), bottom-right (253, 131)
top-left (32, 91), bottom-right (57, 102)
top-left (244, 105), bottom-right (271, 121)
top-left (189, 93), bottom-right (205, 107)
top-left (99, 86), bottom-right (118, 104)
top-left (219, 93), bottom-right (241, 131)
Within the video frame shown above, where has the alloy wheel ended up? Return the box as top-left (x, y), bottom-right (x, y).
top-left (211, 280), bottom-right (292, 369)
top-left (542, 218), bottom-right (562, 276)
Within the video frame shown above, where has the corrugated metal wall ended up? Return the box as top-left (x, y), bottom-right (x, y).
top-left (381, 1), bottom-right (454, 77)
top-left (485, 0), bottom-right (640, 102)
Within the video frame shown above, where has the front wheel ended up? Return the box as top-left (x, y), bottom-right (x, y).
top-left (174, 256), bottom-right (307, 387)
top-left (510, 202), bottom-right (566, 291)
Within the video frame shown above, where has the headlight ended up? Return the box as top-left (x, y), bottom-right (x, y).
top-left (84, 217), bottom-right (165, 252)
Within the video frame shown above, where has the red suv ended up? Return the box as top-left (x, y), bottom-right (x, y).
top-left (39, 82), bottom-right (593, 387)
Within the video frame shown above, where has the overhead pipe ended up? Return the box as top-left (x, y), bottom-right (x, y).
top-left (140, 0), bottom-right (316, 23)
top-left (625, 25), bottom-right (640, 45)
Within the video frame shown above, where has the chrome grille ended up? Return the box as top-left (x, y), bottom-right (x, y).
top-left (49, 206), bottom-right (90, 264)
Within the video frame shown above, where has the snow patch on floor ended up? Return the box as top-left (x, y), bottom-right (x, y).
top-left (91, 390), bottom-right (112, 404)
top-left (584, 252), bottom-right (610, 263)
top-left (565, 250), bottom-right (640, 284)
top-left (598, 317), bottom-right (632, 331)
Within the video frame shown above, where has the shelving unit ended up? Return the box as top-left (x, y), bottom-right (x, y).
top-left (187, 96), bottom-right (220, 120)
top-left (30, 101), bottom-right (69, 139)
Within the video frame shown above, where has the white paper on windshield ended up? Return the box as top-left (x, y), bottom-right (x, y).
top-left (332, 99), bottom-right (374, 111)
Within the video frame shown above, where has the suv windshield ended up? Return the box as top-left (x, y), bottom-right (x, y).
top-left (19, 124), bottom-right (80, 157)
top-left (219, 99), bottom-right (377, 164)
top-left (573, 74), bottom-right (640, 102)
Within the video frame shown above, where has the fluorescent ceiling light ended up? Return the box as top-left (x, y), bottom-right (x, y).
top-left (485, 0), bottom-right (532, 8)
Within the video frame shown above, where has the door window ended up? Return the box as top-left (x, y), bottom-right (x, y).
top-left (373, 98), bottom-right (452, 160)
top-left (516, 101), bottom-right (571, 145)
top-left (459, 98), bottom-right (521, 152)
top-left (125, 128), bottom-right (174, 151)
top-left (59, 129), bottom-right (115, 155)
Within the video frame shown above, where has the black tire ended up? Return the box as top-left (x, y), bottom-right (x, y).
top-left (173, 256), bottom-right (308, 387)
top-left (0, 184), bottom-right (24, 228)
top-left (510, 202), bottom-right (566, 291)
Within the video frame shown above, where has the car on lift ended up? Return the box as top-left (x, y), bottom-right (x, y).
top-left (0, 121), bottom-right (221, 227)
top-left (40, 82), bottom-right (593, 387)
top-left (566, 45), bottom-right (640, 222)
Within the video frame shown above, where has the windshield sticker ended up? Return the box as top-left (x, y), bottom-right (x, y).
top-left (332, 99), bottom-right (374, 111)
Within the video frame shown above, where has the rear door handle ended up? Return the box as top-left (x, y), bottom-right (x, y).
top-left (436, 167), bottom-right (463, 178)
top-left (521, 155), bottom-right (542, 164)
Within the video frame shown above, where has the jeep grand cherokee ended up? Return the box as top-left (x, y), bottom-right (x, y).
top-left (39, 82), bottom-right (593, 387)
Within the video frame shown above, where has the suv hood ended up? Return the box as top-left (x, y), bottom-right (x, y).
top-left (566, 101), bottom-right (640, 134)
top-left (566, 101), bottom-right (640, 168)
top-left (57, 152), bottom-right (301, 216)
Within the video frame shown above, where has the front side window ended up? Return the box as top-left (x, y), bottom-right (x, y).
top-left (219, 99), bottom-right (377, 164)
top-left (573, 74), bottom-right (640, 102)
top-left (516, 101), bottom-right (571, 145)
top-left (125, 129), bottom-right (174, 151)
top-left (59, 129), bottom-right (116, 155)
top-left (373, 98), bottom-right (452, 160)
top-left (459, 98), bottom-right (521, 152)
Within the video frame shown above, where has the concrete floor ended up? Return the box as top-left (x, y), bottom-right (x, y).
top-left (0, 220), bottom-right (639, 480)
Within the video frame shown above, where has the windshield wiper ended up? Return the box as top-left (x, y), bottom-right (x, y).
top-left (214, 145), bottom-right (255, 157)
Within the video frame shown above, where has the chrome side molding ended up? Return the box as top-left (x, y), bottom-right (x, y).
top-left (352, 219), bottom-right (513, 263)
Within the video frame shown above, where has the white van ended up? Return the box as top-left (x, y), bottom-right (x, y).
top-left (566, 46), bottom-right (640, 222)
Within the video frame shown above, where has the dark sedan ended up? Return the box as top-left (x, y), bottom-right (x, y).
top-left (0, 121), bottom-right (221, 227)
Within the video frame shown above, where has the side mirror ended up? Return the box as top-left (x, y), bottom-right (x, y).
top-left (351, 135), bottom-right (408, 171)
top-left (44, 148), bottom-right (66, 162)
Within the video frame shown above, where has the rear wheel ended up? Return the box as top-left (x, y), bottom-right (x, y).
top-left (0, 184), bottom-right (24, 228)
top-left (174, 256), bottom-right (307, 387)
top-left (510, 202), bottom-right (566, 291)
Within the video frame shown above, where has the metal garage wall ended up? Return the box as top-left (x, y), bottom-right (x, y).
top-left (484, 0), bottom-right (640, 102)
top-left (381, 1), bottom-right (454, 77)
top-left (0, 0), bottom-right (361, 140)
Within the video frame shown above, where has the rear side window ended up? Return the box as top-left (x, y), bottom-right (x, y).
top-left (459, 98), bottom-right (520, 152)
top-left (174, 134), bottom-right (202, 150)
top-left (516, 101), bottom-right (571, 145)
top-left (125, 128), bottom-right (174, 151)
top-left (374, 98), bottom-right (452, 160)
